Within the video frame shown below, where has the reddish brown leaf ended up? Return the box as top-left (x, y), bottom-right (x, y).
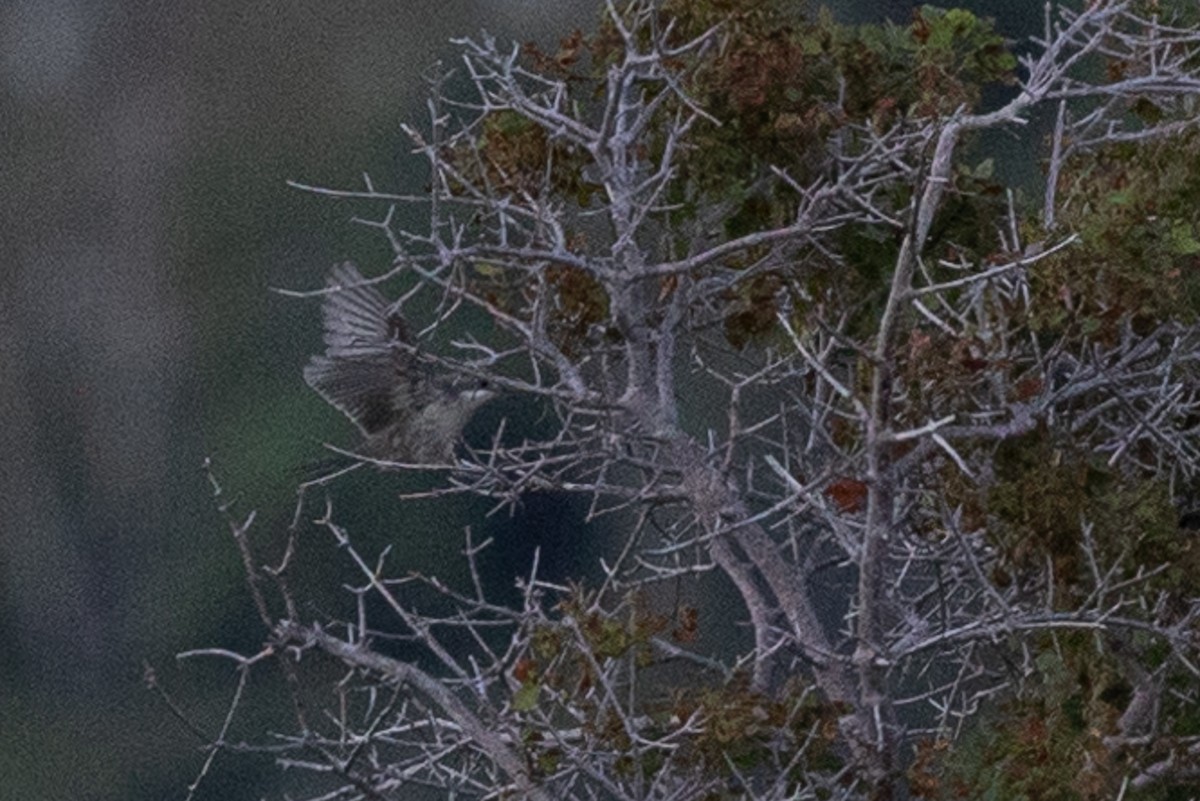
top-left (826, 477), bottom-right (869, 513)
top-left (513, 658), bottom-right (537, 684)
top-left (1014, 376), bottom-right (1044, 401)
top-left (672, 606), bottom-right (699, 644)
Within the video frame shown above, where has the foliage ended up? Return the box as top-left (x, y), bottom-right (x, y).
top-left (500, 1), bottom-right (1018, 351)
top-left (1032, 132), bottom-right (1200, 339)
top-left (171, 2), bottom-right (1200, 800)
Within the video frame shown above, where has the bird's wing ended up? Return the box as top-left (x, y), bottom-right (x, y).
top-left (303, 262), bottom-right (416, 435)
top-left (319, 261), bottom-right (410, 357)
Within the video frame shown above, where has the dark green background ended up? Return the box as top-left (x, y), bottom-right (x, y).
top-left (1, 2), bottom-right (1041, 798)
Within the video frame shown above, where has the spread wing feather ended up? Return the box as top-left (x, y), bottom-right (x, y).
top-left (303, 262), bottom-right (418, 436)
top-left (320, 261), bottom-right (409, 357)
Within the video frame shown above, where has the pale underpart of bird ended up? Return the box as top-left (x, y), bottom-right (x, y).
top-left (303, 261), bottom-right (495, 465)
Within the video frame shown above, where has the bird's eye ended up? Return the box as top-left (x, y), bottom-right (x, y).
top-left (478, 379), bottom-right (490, 389)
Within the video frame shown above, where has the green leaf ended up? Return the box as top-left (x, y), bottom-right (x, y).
top-left (512, 683), bottom-right (540, 712)
top-left (1169, 221), bottom-right (1200, 254)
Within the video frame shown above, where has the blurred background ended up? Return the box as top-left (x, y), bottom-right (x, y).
top-left (1, 1), bottom-right (1041, 798)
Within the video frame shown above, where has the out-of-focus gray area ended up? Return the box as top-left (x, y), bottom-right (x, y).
top-left (0, 1), bottom-right (1040, 798)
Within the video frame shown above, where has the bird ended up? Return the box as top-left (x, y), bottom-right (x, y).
top-left (303, 262), bottom-right (495, 466)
